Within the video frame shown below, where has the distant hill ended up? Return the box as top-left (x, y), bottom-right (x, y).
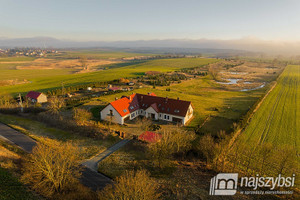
top-left (1, 36), bottom-right (299, 55)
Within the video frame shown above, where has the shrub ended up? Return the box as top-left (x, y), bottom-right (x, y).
top-left (21, 138), bottom-right (82, 197)
top-left (99, 170), bottom-right (160, 200)
top-left (73, 108), bottom-right (92, 124)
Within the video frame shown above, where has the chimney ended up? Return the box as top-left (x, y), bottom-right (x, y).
top-left (177, 97), bottom-right (179, 100)
top-left (141, 96), bottom-right (144, 101)
top-left (148, 92), bottom-right (150, 95)
top-left (115, 97), bottom-right (118, 100)
top-left (129, 95), bottom-right (132, 100)
top-left (165, 97), bottom-right (168, 103)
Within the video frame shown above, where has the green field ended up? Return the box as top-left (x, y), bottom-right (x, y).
top-left (47, 49), bottom-right (155, 59)
top-left (0, 57), bottom-right (217, 95)
top-left (240, 65), bottom-right (299, 151)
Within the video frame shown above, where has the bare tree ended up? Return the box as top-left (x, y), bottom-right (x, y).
top-left (208, 65), bottom-right (221, 81)
top-left (48, 96), bottom-right (65, 113)
top-left (73, 108), bottom-right (92, 125)
top-left (79, 56), bottom-right (88, 70)
top-left (21, 138), bottom-right (81, 197)
top-left (196, 134), bottom-right (216, 164)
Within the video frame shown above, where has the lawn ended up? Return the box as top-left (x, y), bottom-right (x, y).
top-left (0, 57), bottom-right (217, 95)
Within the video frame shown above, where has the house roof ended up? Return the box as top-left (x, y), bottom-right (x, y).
top-left (138, 131), bottom-right (162, 143)
top-left (108, 93), bottom-right (192, 117)
top-left (109, 87), bottom-right (121, 91)
top-left (26, 91), bottom-right (42, 99)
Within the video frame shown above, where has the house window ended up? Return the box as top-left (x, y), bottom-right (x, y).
top-left (130, 106), bottom-right (134, 110)
top-left (164, 115), bottom-right (167, 119)
top-left (159, 114), bottom-right (162, 118)
top-left (174, 109), bottom-right (180, 113)
top-left (131, 113), bottom-right (135, 118)
top-left (167, 115), bottom-right (170, 120)
top-left (109, 110), bottom-right (113, 116)
top-left (123, 109), bottom-right (128, 113)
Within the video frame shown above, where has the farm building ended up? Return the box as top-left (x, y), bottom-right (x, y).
top-left (100, 93), bottom-right (193, 125)
top-left (26, 91), bottom-right (47, 103)
top-left (108, 87), bottom-right (121, 92)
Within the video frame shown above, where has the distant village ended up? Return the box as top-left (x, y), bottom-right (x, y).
top-left (0, 48), bottom-right (58, 57)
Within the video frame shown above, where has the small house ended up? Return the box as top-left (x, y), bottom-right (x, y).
top-left (26, 91), bottom-right (47, 103)
top-left (108, 87), bottom-right (121, 92)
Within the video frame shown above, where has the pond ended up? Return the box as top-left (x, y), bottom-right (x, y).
top-left (216, 78), bottom-right (242, 85)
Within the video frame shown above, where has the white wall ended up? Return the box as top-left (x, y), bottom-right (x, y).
top-left (145, 107), bottom-right (158, 120)
top-left (100, 104), bottom-right (123, 124)
top-left (183, 105), bottom-right (194, 125)
top-left (37, 94), bottom-right (47, 103)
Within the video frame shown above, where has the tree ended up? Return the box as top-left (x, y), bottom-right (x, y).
top-left (0, 94), bottom-right (14, 108)
top-left (208, 65), bottom-right (221, 81)
top-left (73, 108), bottom-right (92, 125)
top-left (196, 134), bottom-right (217, 164)
top-left (148, 133), bottom-right (172, 168)
top-left (99, 170), bottom-right (160, 200)
top-left (48, 96), bottom-right (65, 113)
top-left (79, 56), bottom-right (88, 70)
top-left (148, 129), bottom-right (195, 167)
top-left (21, 139), bottom-right (81, 197)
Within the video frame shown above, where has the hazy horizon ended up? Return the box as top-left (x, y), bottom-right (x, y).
top-left (1, 0), bottom-right (300, 42)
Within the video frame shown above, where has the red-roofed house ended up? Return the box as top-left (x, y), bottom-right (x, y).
top-left (100, 93), bottom-right (193, 125)
top-left (138, 131), bottom-right (162, 143)
top-left (26, 91), bottom-right (47, 103)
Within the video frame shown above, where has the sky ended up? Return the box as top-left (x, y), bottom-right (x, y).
top-left (1, 0), bottom-right (300, 41)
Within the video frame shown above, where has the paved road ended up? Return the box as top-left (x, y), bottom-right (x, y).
top-left (82, 139), bottom-right (131, 171)
top-left (0, 122), bottom-right (116, 191)
top-left (0, 123), bottom-right (36, 153)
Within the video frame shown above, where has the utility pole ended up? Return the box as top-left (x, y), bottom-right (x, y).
top-left (18, 93), bottom-right (23, 113)
top-left (61, 81), bottom-right (65, 96)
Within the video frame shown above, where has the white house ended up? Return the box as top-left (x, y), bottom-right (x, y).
top-left (100, 93), bottom-right (193, 125)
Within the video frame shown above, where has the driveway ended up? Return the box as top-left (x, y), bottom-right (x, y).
top-left (82, 139), bottom-right (131, 171)
top-left (0, 122), bottom-right (113, 191)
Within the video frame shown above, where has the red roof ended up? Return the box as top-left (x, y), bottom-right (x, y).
top-left (109, 87), bottom-right (121, 91)
top-left (108, 93), bottom-right (192, 117)
top-left (26, 91), bottom-right (42, 99)
top-left (138, 131), bottom-right (162, 143)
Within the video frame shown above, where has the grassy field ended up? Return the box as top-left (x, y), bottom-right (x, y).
top-left (239, 65), bottom-right (299, 151)
top-left (0, 57), bottom-right (216, 95)
top-left (0, 114), bottom-right (117, 159)
top-left (47, 49), bottom-right (155, 59)
top-left (0, 167), bottom-right (37, 200)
